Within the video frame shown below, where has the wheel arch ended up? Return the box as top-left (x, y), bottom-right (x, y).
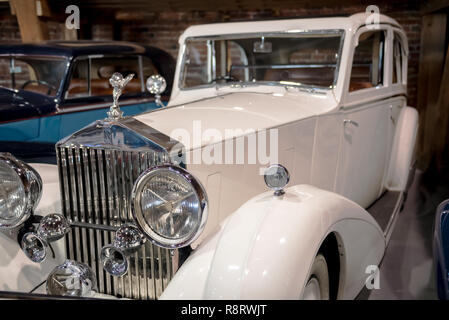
top-left (162, 184), bottom-right (385, 299)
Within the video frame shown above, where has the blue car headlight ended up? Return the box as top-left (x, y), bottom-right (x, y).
top-left (0, 153), bottom-right (42, 229)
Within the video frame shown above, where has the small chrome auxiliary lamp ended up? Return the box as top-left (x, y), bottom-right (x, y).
top-left (19, 213), bottom-right (71, 263)
top-left (100, 224), bottom-right (146, 277)
top-left (264, 164), bottom-right (290, 196)
top-left (146, 74), bottom-right (167, 107)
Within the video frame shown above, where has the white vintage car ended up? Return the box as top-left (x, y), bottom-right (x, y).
top-left (0, 12), bottom-right (417, 300)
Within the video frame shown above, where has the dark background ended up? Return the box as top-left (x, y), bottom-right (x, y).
top-left (2, 0), bottom-right (447, 176)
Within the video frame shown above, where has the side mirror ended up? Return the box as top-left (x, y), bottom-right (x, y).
top-left (146, 75), bottom-right (167, 107)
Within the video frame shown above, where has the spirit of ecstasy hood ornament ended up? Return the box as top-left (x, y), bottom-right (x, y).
top-left (107, 72), bottom-right (134, 120)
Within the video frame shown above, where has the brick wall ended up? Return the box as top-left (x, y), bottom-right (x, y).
top-left (0, 4), bottom-right (421, 106)
top-left (0, 12), bottom-right (20, 41)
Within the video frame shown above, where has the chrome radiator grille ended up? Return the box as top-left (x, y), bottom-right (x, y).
top-left (56, 146), bottom-right (177, 299)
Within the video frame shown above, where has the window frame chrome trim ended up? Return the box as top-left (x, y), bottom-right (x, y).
top-left (178, 29), bottom-right (345, 92)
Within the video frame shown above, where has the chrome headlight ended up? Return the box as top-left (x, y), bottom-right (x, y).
top-left (131, 165), bottom-right (208, 249)
top-left (0, 153), bottom-right (42, 229)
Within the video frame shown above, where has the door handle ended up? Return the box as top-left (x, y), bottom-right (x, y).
top-left (343, 119), bottom-right (359, 127)
top-left (389, 106), bottom-right (396, 125)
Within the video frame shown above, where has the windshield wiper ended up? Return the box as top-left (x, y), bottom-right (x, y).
top-left (209, 75), bottom-right (239, 84)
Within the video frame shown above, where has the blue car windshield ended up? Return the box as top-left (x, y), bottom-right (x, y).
top-left (0, 56), bottom-right (67, 97)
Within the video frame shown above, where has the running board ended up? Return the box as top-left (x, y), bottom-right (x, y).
top-left (366, 190), bottom-right (403, 241)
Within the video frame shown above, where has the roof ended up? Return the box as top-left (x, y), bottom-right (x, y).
top-left (179, 13), bottom-right (402, 42)
top-left (0, 41), bottom-right (153, 58)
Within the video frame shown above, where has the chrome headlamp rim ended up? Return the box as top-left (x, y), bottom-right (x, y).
top-left (131, 164), bottom-right (208, 249)
top-left (0, 153), bottom-right (43, 229)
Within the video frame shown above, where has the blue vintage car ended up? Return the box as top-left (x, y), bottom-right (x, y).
top-left (434, 199), bottom-right (449, 299)
top-left (0, 41), bottom-right (174, 159)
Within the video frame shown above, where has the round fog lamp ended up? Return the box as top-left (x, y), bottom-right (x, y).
top-left (47, 260), bottom-right (97, 297)
top-left (131, 165), bottom-right (208, 249)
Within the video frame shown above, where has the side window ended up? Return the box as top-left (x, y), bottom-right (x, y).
top-left (287, 37), bottom-right (340, 88)
top-left (349, 30), bottom-right (386, 92)
top-left (228, 41), bottom-right (249, 81)
top-left (2, 58), bottom-right (37, 91)
top-left (392, 33), bottom-right (403, 84)
top-left (182, 40), bottom-right (209, 87)
top-left (67, 56), bottom-right (143, 99)
top-left (90, 57), bottom-right (141, 96)
top-left (0, 58), bottom-right (10, 88)
top-left (67, 59), bottom-right (88, 99)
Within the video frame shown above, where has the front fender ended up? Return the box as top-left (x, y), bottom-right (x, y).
top-left (0, 163), bottom-right (64, 293)
top-left (161, 184), bottom-right (385, 300)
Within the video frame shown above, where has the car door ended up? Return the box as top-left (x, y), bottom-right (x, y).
top-left (335, 27), bottom-right (392, 209)
top-left (58, 55), bottom-right (159, 140)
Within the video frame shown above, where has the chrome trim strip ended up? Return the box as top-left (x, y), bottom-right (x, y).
top-left (70, 220), bottom-right (118, 232)
top-left (231, 63), bottom-right (337, 69)
top-left (117, 117), bottom-right (182, 155)
top-left (178, 30), bottom-right (345, 92)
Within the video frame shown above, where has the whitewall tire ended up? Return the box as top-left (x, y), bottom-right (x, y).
top-left (302, 254), bottom-right (330, 300)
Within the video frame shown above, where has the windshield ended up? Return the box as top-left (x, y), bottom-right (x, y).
top-left (180, 31), bottom-right (344, 90)
top-left (0, 56), bottom-right (67, 96)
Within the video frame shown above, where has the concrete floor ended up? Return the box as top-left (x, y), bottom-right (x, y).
top-left (366, 169), bottom-right (449, 300)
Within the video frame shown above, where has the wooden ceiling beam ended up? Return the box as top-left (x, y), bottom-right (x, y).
top-left (9, 0), bottom-right (50, 42)
top-left (421, 0), bottom-right (449, 14)
top-left (47, 0), bottom-right (418, 13)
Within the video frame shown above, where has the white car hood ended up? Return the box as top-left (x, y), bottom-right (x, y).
top-left (134, 91), bottom-right (336, 150)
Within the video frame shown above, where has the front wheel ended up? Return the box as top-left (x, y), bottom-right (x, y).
top-left (302, 254), bottom-right (330, 300)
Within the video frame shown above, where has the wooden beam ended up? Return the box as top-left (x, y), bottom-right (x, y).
top-left (115, 10), bottom-right (156, 21)
top-left (421, 0), bottom-right (449, 14)
top-left (63, 25), bottom-right (78, 41)
top-left (10, 0), bottom-right (50, 42)
top-left (47, 0), bottom-right (417, 13)
top-left (416, 13), bottom-right (447, 170)
top-left (435, 43), bottom-right (449, 171)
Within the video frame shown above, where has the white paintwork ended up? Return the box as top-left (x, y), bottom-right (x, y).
top-left (0, 13), bottom-right (419, 299)
top-left (136, 91), bottom-right (335, 150)
top-left (161, 185), bottom-right (385, 299)
top-left (385, 106), bottom-right (419, 192)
